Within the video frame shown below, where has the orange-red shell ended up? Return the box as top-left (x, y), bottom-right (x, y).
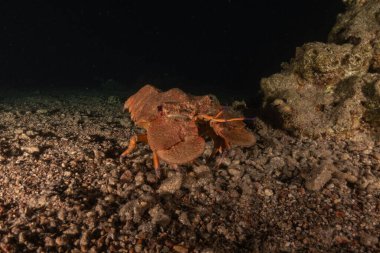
top-left (124, 84), bottom-right (256, 165)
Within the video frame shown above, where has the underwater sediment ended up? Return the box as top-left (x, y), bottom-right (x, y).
top-left (0, 1), bottom-right (379, 252)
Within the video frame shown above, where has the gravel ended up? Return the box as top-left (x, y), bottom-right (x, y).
top-left (0, 90), bottom-right (379, 252)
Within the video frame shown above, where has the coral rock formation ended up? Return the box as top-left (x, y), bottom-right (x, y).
top-left (261, 0), bottom-right (380, 139)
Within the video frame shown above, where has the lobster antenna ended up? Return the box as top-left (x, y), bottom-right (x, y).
top-left (198, 109), bottom-right (255, 123)
top-left (210, 117), bottom-right (255, 123)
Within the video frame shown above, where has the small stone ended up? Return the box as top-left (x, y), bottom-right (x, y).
top-left (19, 133), bottom-right (30, 140)
top-left (134, 244), bottom-right (142, 253)
top-left (141, 184), bottom-right (154, 192)
top-left (305, 162), bottom-right (335, 191)
top-left (360, 232), bottom-right (378, 247)
top-left (135, 172), bottom-right (145, 186)
top-left (157, 173), bottom-right (183, 194)
top-left (63, 225), bottom-right (79, 235)
top-left (44, 236), bottom-right (55, 247)
top-left (21, 146), bottom-right (40, 154)
top-left (193, 165), bottom-right (211, 175)
top-left (149, 205), bottom-right (170, 226)
top-left (372, 152), bottom-right (380, 161)
top-left (227, 165), bottom-right (243, 178)
top-left (14, 128), bottom-right (24, 134)
top-left (36, 109), bottom-right (48, 114)
top-left (173, 244), bottom-right (189, 253)
top-left (264, 188), bottom-right (274, 196)
top-left (120, 170), bottom-right (133, 182)
top-left (146, 172), bottom-right (157, 184)
top-left (108, 177), bottom-right (117, 185)
top-left (105, 194), bottom-right (115, 202)
top-left (358, 177), bottom-right (372, 189)
top-left (268, 156), bottom-right (286, 169)
top-left (37, 196), bottom-right (47, 207)
top-left (80, 231), bottom-right (90, 246)
top-left (25, 130), bottom-right (36, 137)
top-left (57, 209), bottom-right (66, 221)
top-left (178, 212), bottom-right (191, 226)
top-left (366, 180), bottom-right (380, 192)
top-left (55, 235), bottom-right (68, 246)
top-left (340, 153), bottom-right (351, 161)
top-left (135, 239), bottom-right (143, 253)
top-left (200, 248), bottom-right (214, 253)
top-left (333, 170), bottom-right (358, 183)
top-left (18, 231), bottom-right (28, 244)
top-left (218, 157), bottom-right (231, 166)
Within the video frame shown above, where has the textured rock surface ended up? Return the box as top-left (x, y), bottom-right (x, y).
top-left (261, 0), bottom-right (380, 139)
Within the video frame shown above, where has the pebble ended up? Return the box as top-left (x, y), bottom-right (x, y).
top-left (173, 244), bottom-right (189, 253)
top-left (63, 225), bottom-right (79, 235)
top-left (366, 180), bottom-right (380, 192)
top-left (268, 156), bottom-right (286, 169)
top-left (135, 241), bottom-right (143, 253)
top-left (108, 177), bottom-right (117, 185)
top-left (21, 146), bottom-right (40, 154)
top-left (305, 162), bottom-right (335, 191)
top-left (25, 130), bottom-right (36, 137)
top-left (333, 170), bottom-right (358, 183)
top-left (14, 128), bottom-right (24, 134)
top-left (120, 170), bottom-right (133, 182)
top-left (264, 188), bottom-right (274, 197)
top-left (57, 210), bottom-right (66, 221)
top-left (146, 172), bottom-right (157, 184)
top-left (217, 157), bottom-right (231, 167)
top-left (227, 165), bottom-right (243, 178)
top-left (18, 231), bottom-right (28, 244)
top-left (80, 231), bottom-right (90, 246)
top-left (157, 173), bottom-right (183, 194)
top-left (178, 212), bottom-right (191, 226)
top-left (36, 109), bottom-right (48, 114)
top-left (193, 165), bottom-right (211, 175)
top-left (141, 184), bottom-right (154, 192)
top-left (348, 142), bottom-right (367, 152)
top-left (44, 236), bottom-right (55, 247)
top-left (19, 133), bottom-right (30, 140)
top-left (55, 235), bottom-right (68, 246)
top-left (135, 172), bottom-right (145, 186)
top-left (340, 153), bottom-right (351, 161)
top-left (360, 232), bottom-right (379, 247)
top-left (372, 152), bottom-right (380, 161)
top-left (149, 205), bottom-right (170, 226)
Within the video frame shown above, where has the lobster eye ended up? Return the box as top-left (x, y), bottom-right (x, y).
top-left (157, 105), bottom-right (163, 112)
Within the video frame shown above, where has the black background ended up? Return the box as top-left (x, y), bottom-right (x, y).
top-left (0, 0), bottom-right (344, 99)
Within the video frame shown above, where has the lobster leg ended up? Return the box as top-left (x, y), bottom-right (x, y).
top-left (120, 133), bottom-right (148, 157)
top-left (209, 136), bottom-right (229, 161)
top-left (153, 152), bottom-right (161, 178)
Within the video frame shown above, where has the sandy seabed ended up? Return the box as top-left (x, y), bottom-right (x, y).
top-left (0, 88), bottom-right (379, 252)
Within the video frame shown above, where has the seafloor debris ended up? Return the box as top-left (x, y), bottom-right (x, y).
top-left (0, 92), bottom-right (379, 252)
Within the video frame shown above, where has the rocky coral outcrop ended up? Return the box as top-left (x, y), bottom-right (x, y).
top-left (261, 0), bottom-right (380, 139)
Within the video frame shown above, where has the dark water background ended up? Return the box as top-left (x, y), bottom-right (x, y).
top-left (0, 0), bottom-right (344, 104)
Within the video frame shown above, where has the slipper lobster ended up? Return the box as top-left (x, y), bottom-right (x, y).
top-left (121, 84), bottom-right (255, 176)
